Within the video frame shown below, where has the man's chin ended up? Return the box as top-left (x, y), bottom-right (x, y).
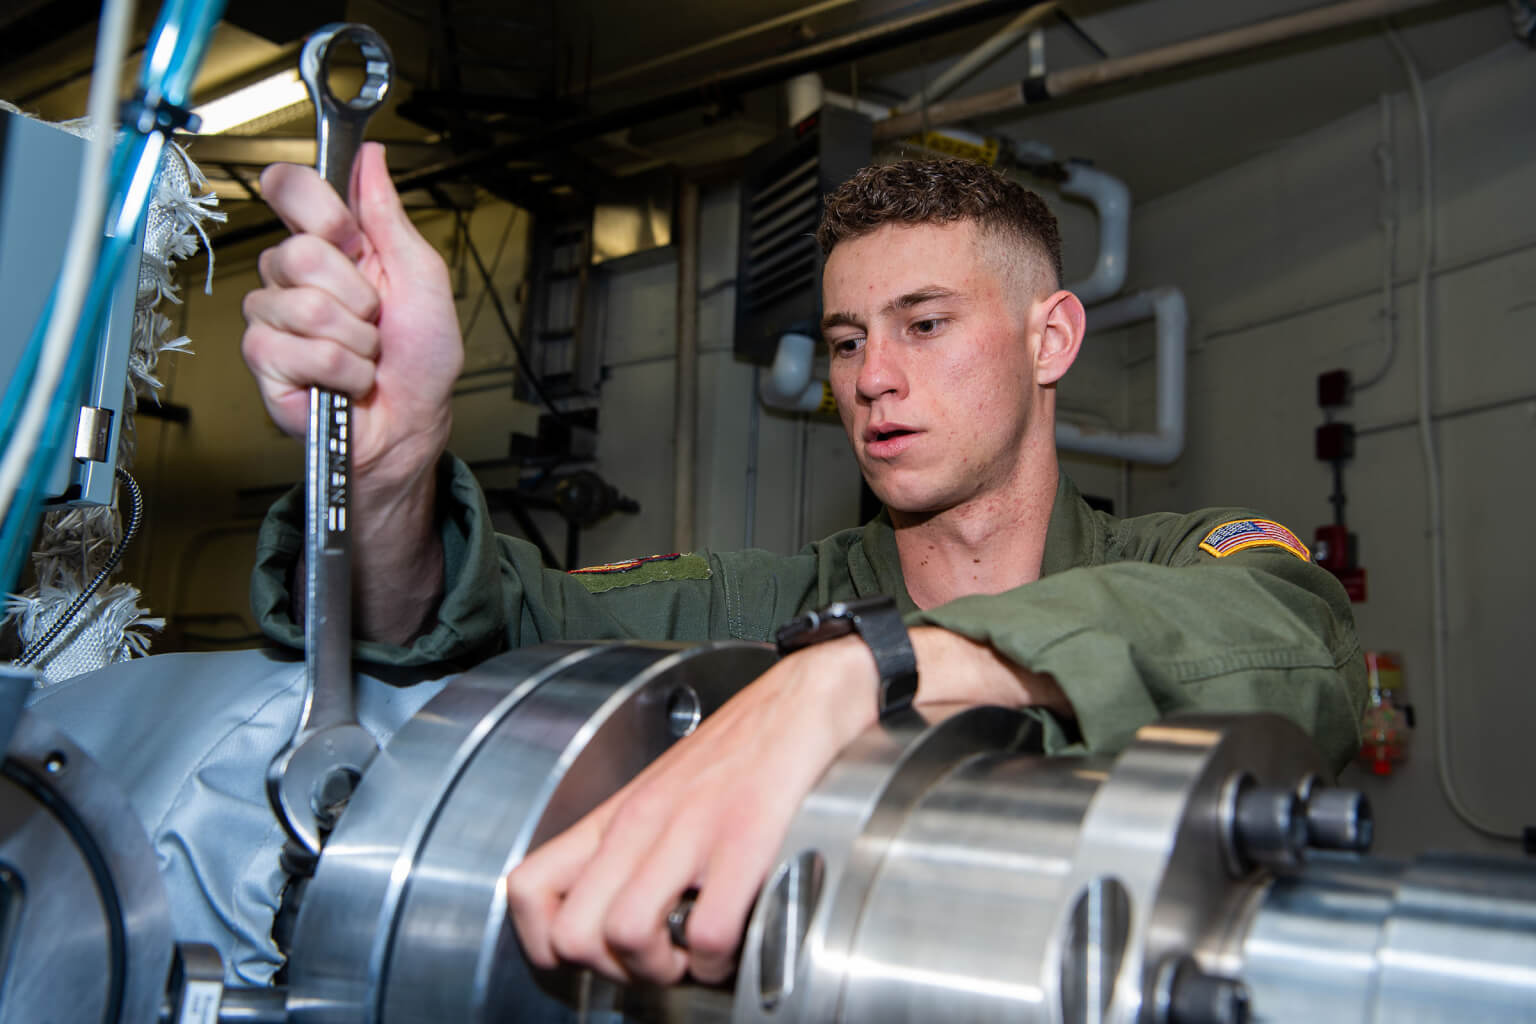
top-left (862, 476), bottom-right (952, 521)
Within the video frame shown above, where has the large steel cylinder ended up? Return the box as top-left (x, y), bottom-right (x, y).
top-left (286, 641), bottom-right (777, 1023)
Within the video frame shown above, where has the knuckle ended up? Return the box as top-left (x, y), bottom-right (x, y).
top-left (291, 288), bottom-right (328, 329)
top-left (240, 290), bottom-right (261, 326)
top-left (503, 867), bottom-right (535, 911)
top-left (256, 247), bottom-right (276, 284)
top-left (603, 910), bottom-right (654, 958)
top-left (688, 953), bottom-right (733, 987)
top-left (549, 919), bottom-right (600, 967)
top-left (605, 794), bottom-right (656, 837)
top-left (686, 912), bottom-right (740, 965)
top-left (295, 289), bottom-right (346, 339)
top-left (284, 234), bottom-right (325, 275)
top-left (312, 342), bottom-right (350, 383)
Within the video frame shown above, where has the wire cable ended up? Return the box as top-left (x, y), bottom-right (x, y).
top-left (460, 206), bottom-right (521, 342)
top-left (1387, 26), bottom-right (1519, 842)
top-left (455, 209), bottom-right (571, 425)
top-left (1352, 92), bottom-right (1398, 393)
top-left (0, 0), bottom-right (225, 596)
top-left (17, 467), bottom-right (144, 667)
top-left (0, 0), bottom-right (134, 520)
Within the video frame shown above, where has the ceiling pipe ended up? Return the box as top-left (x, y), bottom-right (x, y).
top-left (589, 0), bottom-right (861, 92)
top-left (873, 0), bottom-right (1453, 142)
top-left (1057, 159), bottom-right (1130, 306)
top-left (822, 88), bottom-right (890, 120)
top-left (1056, 287), bottom-right (1187, 464)
top-left (760, 332), bottom-right (830, 414)
top-left (785, 72), bottom-right (826, 126)
top-left (894, 2), bottom-right (1058, 115)
top-left (394, 0), bottom-right (1054, 195)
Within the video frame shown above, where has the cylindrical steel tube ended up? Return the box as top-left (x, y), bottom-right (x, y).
top-left (1238, 852), bottom-right (1536, 1023)
top-left (287, 641), bottom-right (776, 1023)
top-left (873, 0), bottom-right (1448, 141)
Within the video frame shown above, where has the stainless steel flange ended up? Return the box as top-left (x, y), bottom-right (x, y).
top-left (0, 711), bottom-right (173, 1024)
top-left (287, 640), bottom-right (776, 1023)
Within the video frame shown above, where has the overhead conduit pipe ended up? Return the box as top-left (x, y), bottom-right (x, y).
top-left (1058, 160), bottom-right (1130, 306)
top-left (759, 331), bottom-right (832, 414)
top-left (1056, 286), bottom-right (1188, 464)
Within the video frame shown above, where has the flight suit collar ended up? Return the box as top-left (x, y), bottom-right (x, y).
top-left (853, 509), bottom-right (917, 614)
top-left (852, 472), bottom-right (1100, 612)
top-left (1039, 472), bottom-right (1103, 577)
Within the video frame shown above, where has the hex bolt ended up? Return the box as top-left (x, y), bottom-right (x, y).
top-left (1155, 955), bottom-right (1251, 1024)
top-left (1302, 786), bottom-right (1374, 852)
top-left (1232, 781), bottom-right (1308, 871)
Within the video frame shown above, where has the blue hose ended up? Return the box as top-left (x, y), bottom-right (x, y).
top-left (0, 0), bottom-right (226, 597)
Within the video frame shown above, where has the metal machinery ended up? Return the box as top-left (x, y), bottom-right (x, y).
top-left (1, 642), bottom-right (1534, 1023)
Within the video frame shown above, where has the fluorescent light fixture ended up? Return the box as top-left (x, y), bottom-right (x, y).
top-left (190, 69), bottom-right (309, 135)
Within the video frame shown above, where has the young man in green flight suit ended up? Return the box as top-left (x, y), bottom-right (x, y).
top-left (241, 149), bottom-right (1365, 989)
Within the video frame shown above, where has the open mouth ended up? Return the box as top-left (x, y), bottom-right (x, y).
top-left (875, 429), bottom-right (914, 442)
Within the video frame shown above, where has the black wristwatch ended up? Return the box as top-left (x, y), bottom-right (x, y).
top-left (774, 594), bottom-right (919, 717)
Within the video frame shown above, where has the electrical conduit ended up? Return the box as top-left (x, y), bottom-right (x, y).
top-left (1056, 286), bottom-right (1187, 464)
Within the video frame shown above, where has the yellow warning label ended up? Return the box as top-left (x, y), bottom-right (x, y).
top-left (906, 131), bottom-right (1000, 166)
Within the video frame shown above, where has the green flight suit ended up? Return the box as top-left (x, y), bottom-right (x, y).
top-left (252, 454), bottom-right (1366, 772)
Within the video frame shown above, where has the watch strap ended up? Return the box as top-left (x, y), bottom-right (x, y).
top-left (850, 599), bottom-right (918, 716)
top-left (776, 595), bottom-right (918, 718)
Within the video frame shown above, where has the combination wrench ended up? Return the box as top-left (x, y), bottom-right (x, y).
top-left (266, 23), bottom-right (394, 856)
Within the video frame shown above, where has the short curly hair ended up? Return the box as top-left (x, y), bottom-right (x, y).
top-left (817, 158), bottom-right (1063, 287)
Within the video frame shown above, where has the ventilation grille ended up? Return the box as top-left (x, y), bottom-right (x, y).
top-left (742, 150), bottom-right (820, 317)
top-left (733, 105), bottom-right (872, 366)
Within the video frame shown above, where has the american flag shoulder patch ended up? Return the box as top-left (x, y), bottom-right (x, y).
top-left (1198, 519), bottom-right (1311, 562)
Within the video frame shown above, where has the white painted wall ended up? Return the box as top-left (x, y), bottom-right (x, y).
top-left (1088, 41), bottom-right (1536, 857)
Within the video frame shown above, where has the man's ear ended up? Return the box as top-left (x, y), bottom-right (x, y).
top-left (1035, 290), bottom-right (1086, 386)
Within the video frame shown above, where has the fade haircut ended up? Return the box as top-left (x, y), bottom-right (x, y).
top-left (816, 158), bottom-right (1063, 290)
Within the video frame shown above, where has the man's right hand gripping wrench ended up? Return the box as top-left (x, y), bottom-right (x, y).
top-left (262, 23), bottom-right (395, 856)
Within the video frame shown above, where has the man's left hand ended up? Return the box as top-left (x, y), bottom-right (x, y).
top-left (505, 626), bottom-right (1069, 986)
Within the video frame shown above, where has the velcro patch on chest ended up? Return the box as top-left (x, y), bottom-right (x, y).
top-left (568, 552), bottom-right (711, 594)
top-left (1199, 519), bottom-right (1311, 562)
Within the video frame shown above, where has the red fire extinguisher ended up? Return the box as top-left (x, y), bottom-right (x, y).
top-left (1358, 651), bottom-right (1414, 776)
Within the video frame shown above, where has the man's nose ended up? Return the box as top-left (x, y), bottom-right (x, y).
top-left (856, 334), bottom-right (907, 402)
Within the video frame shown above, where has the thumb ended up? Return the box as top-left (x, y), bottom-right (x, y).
top-left (352, 142), bottom-right (431, 269)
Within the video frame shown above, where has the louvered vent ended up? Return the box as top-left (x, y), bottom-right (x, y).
top-left (734, 105), bottom-right (872, 366)
top-left (742, 152), bottom-right (820, 319)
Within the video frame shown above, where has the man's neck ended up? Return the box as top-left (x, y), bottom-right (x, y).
top-left (892, 453), bottom-right (1059, 610)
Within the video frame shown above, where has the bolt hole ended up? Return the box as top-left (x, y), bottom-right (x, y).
top-left (666, 686), bottom-right (702, 738)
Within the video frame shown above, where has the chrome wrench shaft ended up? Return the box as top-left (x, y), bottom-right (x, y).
top-left (266, 23), bottom-right (394, 856)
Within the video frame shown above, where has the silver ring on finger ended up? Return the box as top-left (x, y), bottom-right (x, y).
top-left (667, 888), bottom-right (699, 950)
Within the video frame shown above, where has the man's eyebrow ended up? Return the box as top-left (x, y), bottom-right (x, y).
top-left (820, 310), bottom-right (862, 334)
top-left (820, 287), bottom-right (961, 335)
top-left (884, 286), bottom-right (960, 315)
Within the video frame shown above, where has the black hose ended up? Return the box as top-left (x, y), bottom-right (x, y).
top-left (17, 466), bottom-right (144, 667)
